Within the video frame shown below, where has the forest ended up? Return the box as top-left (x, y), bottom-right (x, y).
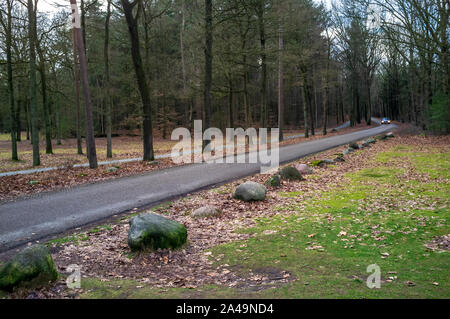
top-left (0, 0), bottom-right (448, 167)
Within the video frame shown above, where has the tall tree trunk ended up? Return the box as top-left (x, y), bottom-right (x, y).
top-left (301, 72), bottom-right (309, 138)
top-left (228, 77), bottom-right (233, 128)
top-left (104, 0), bottom-right (112, 158)
top-left (180, 0), bottom-right (189, 127)
top-left (72, 29), bottom-right (83, 155)
top-left (204, 0), bottom-right (213, 146)
top-left (28, 0), bottom-right (40, 166)
top-left (5, 0), bottom-right (18, 160)
top-left (16, 99), bottom-right (21, 142)
top-left (322, 77), bottom-right (329, 136)
top-left (277, 13), bottom-right (284, 141)
top-left (307, 81), bottom-right (315, 136)
top-left (36, 45), bottom-right (53, 154)
top-left (71, 0), bottom-right (98, 168)
top-left (121, 0), bottom-right (154, 161)
top-left (257, 4), bottom-right (267, 127)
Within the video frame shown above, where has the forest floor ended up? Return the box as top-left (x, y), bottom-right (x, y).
top-left (0, 122), bottom-right (376, 201)
top-left (2, 127), bottom-right (448, 299)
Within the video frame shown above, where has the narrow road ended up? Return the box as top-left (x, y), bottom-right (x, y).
top-left (0, 122), bottom-right (395, 252)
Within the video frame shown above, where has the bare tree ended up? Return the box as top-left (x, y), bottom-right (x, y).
top-left (120, 0), bottom-right (154, 161)
top-left (71, 0), bottom-right (97, 168)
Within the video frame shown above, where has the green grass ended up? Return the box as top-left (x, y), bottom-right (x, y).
top-left (206, 147), bottom-right (449, 298)
top-left (47, 233), bottom-right (89, 247)
top-left (78, 144), bottom-right (449, 298)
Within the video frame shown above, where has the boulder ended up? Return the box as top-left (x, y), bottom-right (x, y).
top-left (322, 159), bottom-right (335, 164)
top-left (265, 174), bottom-right (281, 187)
top-left (295, 164), bottom-right (313, 175)
top-left (349, 142), bottom-right (359, 150)
top-left (279, 166), bottom-right (304, 181)
top-left (233, 181), bottom-right (267, 202)
top-left (365, 137), bottom-right (376, 144)
top-left (361, 141), bottom-right (370, 148)
top-left (191, 206), bottom-right (222, 219)
top-left (128, 213), bottom-right (187, 251)
top-left (0, 245), bottom-right (58, 291)
top-left (342, 149), bottom-right (350, 155)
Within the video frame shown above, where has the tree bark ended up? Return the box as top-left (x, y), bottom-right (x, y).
top-left (28, 0), bottom-right (40, 166)
top-left (257, 4), bottom-right (267, 127)
top-left (204, 0), bottom-right (213, 146)
top-left (121, 0), bottom-right (154, 161)
top-left (4, 0), bottom-right (18, 160)
top-left (277, 13), bottom-right (284, 141)
top-left (71, 0), bottom-right (98, 168)
top-left (104, 0), bottom-right (112, 158)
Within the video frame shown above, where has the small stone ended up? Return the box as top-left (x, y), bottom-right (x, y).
top-left (147, 161), bottom-right (159, 165)
top-left (191, 206), bottom-right (222, 219)
top-left (107, 167), bottom-right (119, 172)
top-left (295, 164), bottom-right (313, 175)
top-left (265, 174), bottom-right (281, 187)
top-left (279, 166), bottom-right (303, 181)
top-left (349, 142), bottom-right (359, 150)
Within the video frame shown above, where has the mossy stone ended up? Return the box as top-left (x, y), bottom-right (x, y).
top-left (0, 245), bottom-right (58, 292)
top-left (233, 181), bottom-right (267, 202)
top-left (349, 142), bottom-right (359, 150)
top-left (265, 174), bottom-right (281, 187)
top-left (128, 213), bottom-right (187, 251)
top-left (279, 166), bottom-right (303, 180)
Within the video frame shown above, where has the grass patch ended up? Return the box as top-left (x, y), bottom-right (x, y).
top-left (47, 233), bottom-right (89, 247)
top-left (208, 146), bottom-right (449, 298)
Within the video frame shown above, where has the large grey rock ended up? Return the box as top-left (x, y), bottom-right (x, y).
top-left (0, 245), bottom-right (58, 291)
top-left (265, 174), bottom-right (281, 187)
top-left (295, 164), bottom-right (313, 175)
top-left (233, 181), bottom-right (267, 202)
top-left (365, 137), bottom-right (376, 144)
top-left (128, 213), bottom-right (187, 251)
top-left (279, 166), bottom-right (304, 181)
top-left (191, 206), bottom-right (221, 219)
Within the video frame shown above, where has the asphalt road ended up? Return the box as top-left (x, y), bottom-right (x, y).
top-left (0, 122), bottom-right (396, 252)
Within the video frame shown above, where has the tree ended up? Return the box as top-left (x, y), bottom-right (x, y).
top-left (71, 0), bottom-right (98, 168)
top-left (204, 0), bottom-right (213, 146)
top-left (104, 0), bottom-right (112, 158)
top-left (27, 0), bottom-right (40, 166)
top-left (120, 0), bottom-right (154, 161)
top-left (0, 0), bottom-right (18, 160)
